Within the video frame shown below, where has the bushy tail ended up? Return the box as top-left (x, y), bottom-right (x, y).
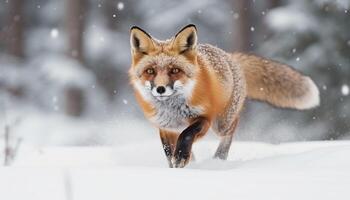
top-left (232, 53), bottom-right (320, 110)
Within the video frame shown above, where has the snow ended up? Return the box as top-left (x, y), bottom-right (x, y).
top-left (117, 2), bottom-right (124, 10)
top-left (0, 140), bottom-right (349, 200)
top-left (1, 0), bottom-right (349, 198)
top-left (315, 0), bottom-right (350, 9)
top-left (265, 7), bottom-right (316, 32)
top-left (341, 84), bottom-right (349, 96)
top-left (50, 28), bottom-right (59, 38)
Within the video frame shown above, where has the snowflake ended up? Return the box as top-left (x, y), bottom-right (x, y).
top-left (117, 2), bottom-right (124, 10)
top-left (52, 96), bottom-right (58, 103)
top-left (50, 28), bottom-right (59, 38)
top-left (341, 84), bottom-right (349, 96)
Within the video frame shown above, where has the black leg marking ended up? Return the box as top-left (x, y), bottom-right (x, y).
top-left (172, 117), bottom-right (209, 168)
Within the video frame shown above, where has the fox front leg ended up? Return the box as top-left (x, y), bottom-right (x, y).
top-left (159, 130), bottom-right (178, 168)
top-left (172, 117), bottom-right (210, 168)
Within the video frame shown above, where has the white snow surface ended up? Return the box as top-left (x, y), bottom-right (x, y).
top-left (1, 140), bottom-right (350, 200)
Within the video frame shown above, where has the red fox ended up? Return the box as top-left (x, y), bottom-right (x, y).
top-left (128, 24), bottom-right (319, 168)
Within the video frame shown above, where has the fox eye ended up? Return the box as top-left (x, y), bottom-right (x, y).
top-left (170, 68), bottom-right (180, 74)
top-left (145, 68), bottom-right (155, 75)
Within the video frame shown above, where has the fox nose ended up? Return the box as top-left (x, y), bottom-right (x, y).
top-left (156, 86), bottom-right (166, 94)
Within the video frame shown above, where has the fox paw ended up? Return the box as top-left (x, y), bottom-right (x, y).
top-left (171, 152), bottom-right (191, 168)
top-left (171, 157), bottom-right (187, 168)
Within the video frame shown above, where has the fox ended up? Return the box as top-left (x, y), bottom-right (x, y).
top-left (128, 24), bottom-right (320, 168)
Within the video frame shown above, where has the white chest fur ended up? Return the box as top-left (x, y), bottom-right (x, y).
top-left (150, 95), bottom-right (202, 133)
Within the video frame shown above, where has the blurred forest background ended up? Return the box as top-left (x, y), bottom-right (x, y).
top-left (0, 0), bottom-right (349, 147)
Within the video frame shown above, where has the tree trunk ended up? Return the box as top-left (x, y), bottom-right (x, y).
top-left (65, 86), bottom-right (85, 117)
top-left (268, 0), bottom-right (281, 9)
top-left (64, 0), bottom-right (87, 117)
top-left (232, 0), bottom-right (252, 52)
top-left (6, 0), bottom-right (24, 58)
top-left (66, 0), bottom-right (86, 63)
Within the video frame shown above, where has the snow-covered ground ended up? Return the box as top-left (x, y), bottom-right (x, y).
top-left (1, 140), bottom-right (350, 200)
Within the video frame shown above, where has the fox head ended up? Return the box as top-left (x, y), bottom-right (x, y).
top-left (129, 24), bottom-right (199, 101)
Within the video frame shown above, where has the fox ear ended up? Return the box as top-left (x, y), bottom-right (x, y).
top-left (172, 24), bottom-right (197, 54)
top-left (130, 26), bottom-right (155, 55)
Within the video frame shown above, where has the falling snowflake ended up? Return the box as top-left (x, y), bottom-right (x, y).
top-left (112, 14), bottom-right (117, 18)
top-left (52, 96), bottom-right (58, 103)
top-left (250, 26), bottom-right (255, 32)
top-left (117, 2), bottom-right (124, 10)
top-left (50, 28), bottom-right (59, 38)
top-left (292, 48), bottom-right (296, 53)
top-left (123, 99), bottom-right (128, 104)
top-left (296, 57), bottom-right (300, 62)
top-left (341, 84), bottom-right (349, 96)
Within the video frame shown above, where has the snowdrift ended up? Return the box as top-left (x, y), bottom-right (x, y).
top-left (1, 140), bottom-right (350, 200)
